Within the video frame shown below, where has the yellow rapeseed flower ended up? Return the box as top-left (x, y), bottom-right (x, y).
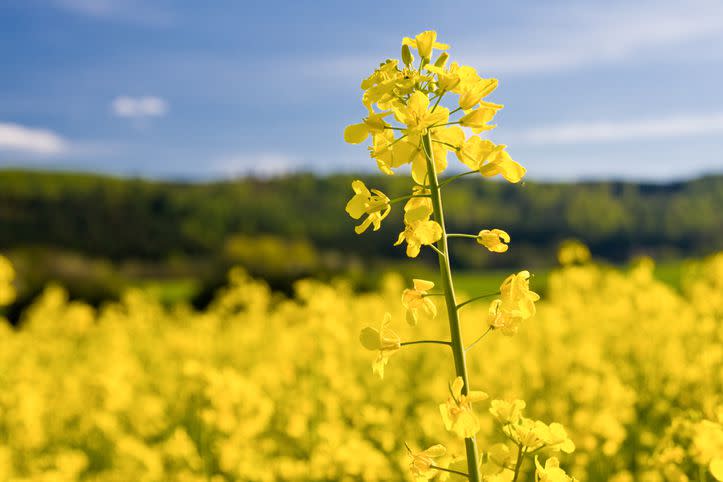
top-left (401, 279), bottom-right (437, 325)
top-left (393, 91), bottom-right (450, 135)
top-left (407, 443), bottom-right (447, 481)
top-left (359, 312), bottom-right (401, 379)
top-left (711, 458), bottom-right (723, 481)
top-left (439, 376), bottom-right (488, 438)
top-left (490, 399), bottom-right (526, 425)
top-left (402, 30), bottom-right (449, 60)
top-left (395, 220), bottom-right (443, 258)
top-left (459, 101), bottom-right (503, 133)
top-left (535, 457), bottom-right (574, 482)
top-left (345, 180), bottom-right (391, 234)
top-left (344, 109), bottom-right (392, 144)
top-left (477, 229), bottom-right (511, 253)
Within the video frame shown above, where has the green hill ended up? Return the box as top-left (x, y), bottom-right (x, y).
top-left (0, 169), bottom-right (721, 310)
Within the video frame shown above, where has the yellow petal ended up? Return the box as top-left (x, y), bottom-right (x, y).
top-left (344, 123), bottom-right (370, 144)
top-left (451, 376), bottom-right (464, 398)
top-left (415, 221), bottom-right (443, 245)
top-left (424, 444), bottom-right (447, 458)
top-left (413, 279), bottom-right (435, 291)
top-left (711, 459), bottom-right (723, 481)
top-left (359, 327), bottom-right (381, 350)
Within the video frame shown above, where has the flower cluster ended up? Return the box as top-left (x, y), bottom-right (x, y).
top-left (343, 30), bottom-right (525, 260)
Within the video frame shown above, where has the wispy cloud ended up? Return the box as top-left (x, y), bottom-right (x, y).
top-left (509, 112), bottom-right (723, 145)
top-left (313, 1), bottom-right (723, 78)
top-left (52, 0), bottom-right (174, 26)
top-left (0, 122), bottom-right (69, 155)
top-left (111, 96), bottom-right (168, 119)
top-left (459, 2), bottom-right (723, 74)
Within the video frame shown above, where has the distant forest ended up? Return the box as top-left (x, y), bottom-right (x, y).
top-left (0, 169), bottom-right (721, 309)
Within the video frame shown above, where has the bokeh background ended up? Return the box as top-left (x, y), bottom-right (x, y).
top-left (1, 1), bottom-right (722, 481)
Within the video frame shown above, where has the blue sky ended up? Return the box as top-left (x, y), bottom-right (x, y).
top-left (1, 0), bottom-right (722, 181)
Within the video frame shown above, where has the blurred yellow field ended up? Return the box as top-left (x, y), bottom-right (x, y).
top-left (1, 252), bottom-right (722, 481)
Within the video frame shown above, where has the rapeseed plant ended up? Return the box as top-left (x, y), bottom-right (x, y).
top-left (344, 30), bottom-right (575, 482)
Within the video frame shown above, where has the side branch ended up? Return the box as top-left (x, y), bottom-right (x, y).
top-left (400, 340), bottom-right (452, 348)
top-left (430, 465), bottom-right (470, 478)
top-left (456, 292), bottom-right (499, 311)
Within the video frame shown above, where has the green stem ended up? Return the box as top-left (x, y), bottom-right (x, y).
top-left (430, 465), bottom-right (470, 478)
top-left (432, 139), bottom-right (459, 150)
top-left (400, 340), bottom-right (452, 347)
top-left (447, 233), bottom-right (479, 240)
top-left (439, 170), bottom-right (477, 187)
top-left (465, 327), bottom-right (492, 352)
top-left (456, 291), bottom-right (499, 311)
top-left (389, 194), bottom-right (430, 204)
top-left (422, 131), bottom-right (482, 482)
top-left (511, 446), bottom-right (526, 482)
top-left (428, 243), bottom-right (446, 257)
top-left (431, 90), bottom-right (446, 112)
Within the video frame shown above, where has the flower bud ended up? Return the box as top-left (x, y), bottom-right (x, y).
top-left (434, 52), bottom-right (449, 68)
top-left (402, 44), bottom-right (414, 66)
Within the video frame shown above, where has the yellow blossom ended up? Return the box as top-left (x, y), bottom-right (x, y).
top-left (407, 443), bottom-right (447, 481)
top-left (535, 457), bottom-right (574, 482)
top-left (455, 137), bottom-right (525, 183)
top-left (536, 422), bottom-right (576, 453)
top-left (458, 78), bottom-right (498, 110)
top-left (480, 443), bottom-right (516, 480)
top-left (393, 91), bottom-right (450, 135)
top-left (344, 109), bottom-right (392, 144)
top-left (402, 30), bottom-right (449, 59)
top-left (477, 229), bottom-right (510, 253)
top-left (359, 312), bottom-right (401, 379)
top-left (504, 417), bottom-right (547, 449)
top-left (395, 219), bottom-right (443, 258)
top-left (459, 101), bottom-right (503, 133)
top-left (487, 299), bottom-right (521, 335)
top-left (401, 279), bottom-right (437, 325)
top-left (439, 376), bottom-right (488, 438)
top-left (500, 270), bottom-right (540, 319)
top-left (478, 144), bottom-right (526, 183)
top-left (711, 459), bottom-right (723, 481)
top-left (432, 125), bottom-right (465, 151)
top-left (487, 271), bottom-right (539, 335)
top-left (345, 180), bottom-right (391, 234)
top-left (426, 64), bottom-right (461, 92)
top-left (490, 399), bottom-right (526, 425)
top-left (402, 186), bottom-right (433, 222)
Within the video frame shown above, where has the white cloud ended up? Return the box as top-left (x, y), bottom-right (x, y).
top-left (111, 96), bottom-right (168, 119)
top-left (210, 152), bottom-right (300, 178)
top-left (510, 112), bottom-right (723, 145)
top-left (0, 122), bottom-right (69, 155)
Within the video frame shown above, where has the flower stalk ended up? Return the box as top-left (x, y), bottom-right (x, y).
top-left (422, 131), bottom-right (482, 482)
